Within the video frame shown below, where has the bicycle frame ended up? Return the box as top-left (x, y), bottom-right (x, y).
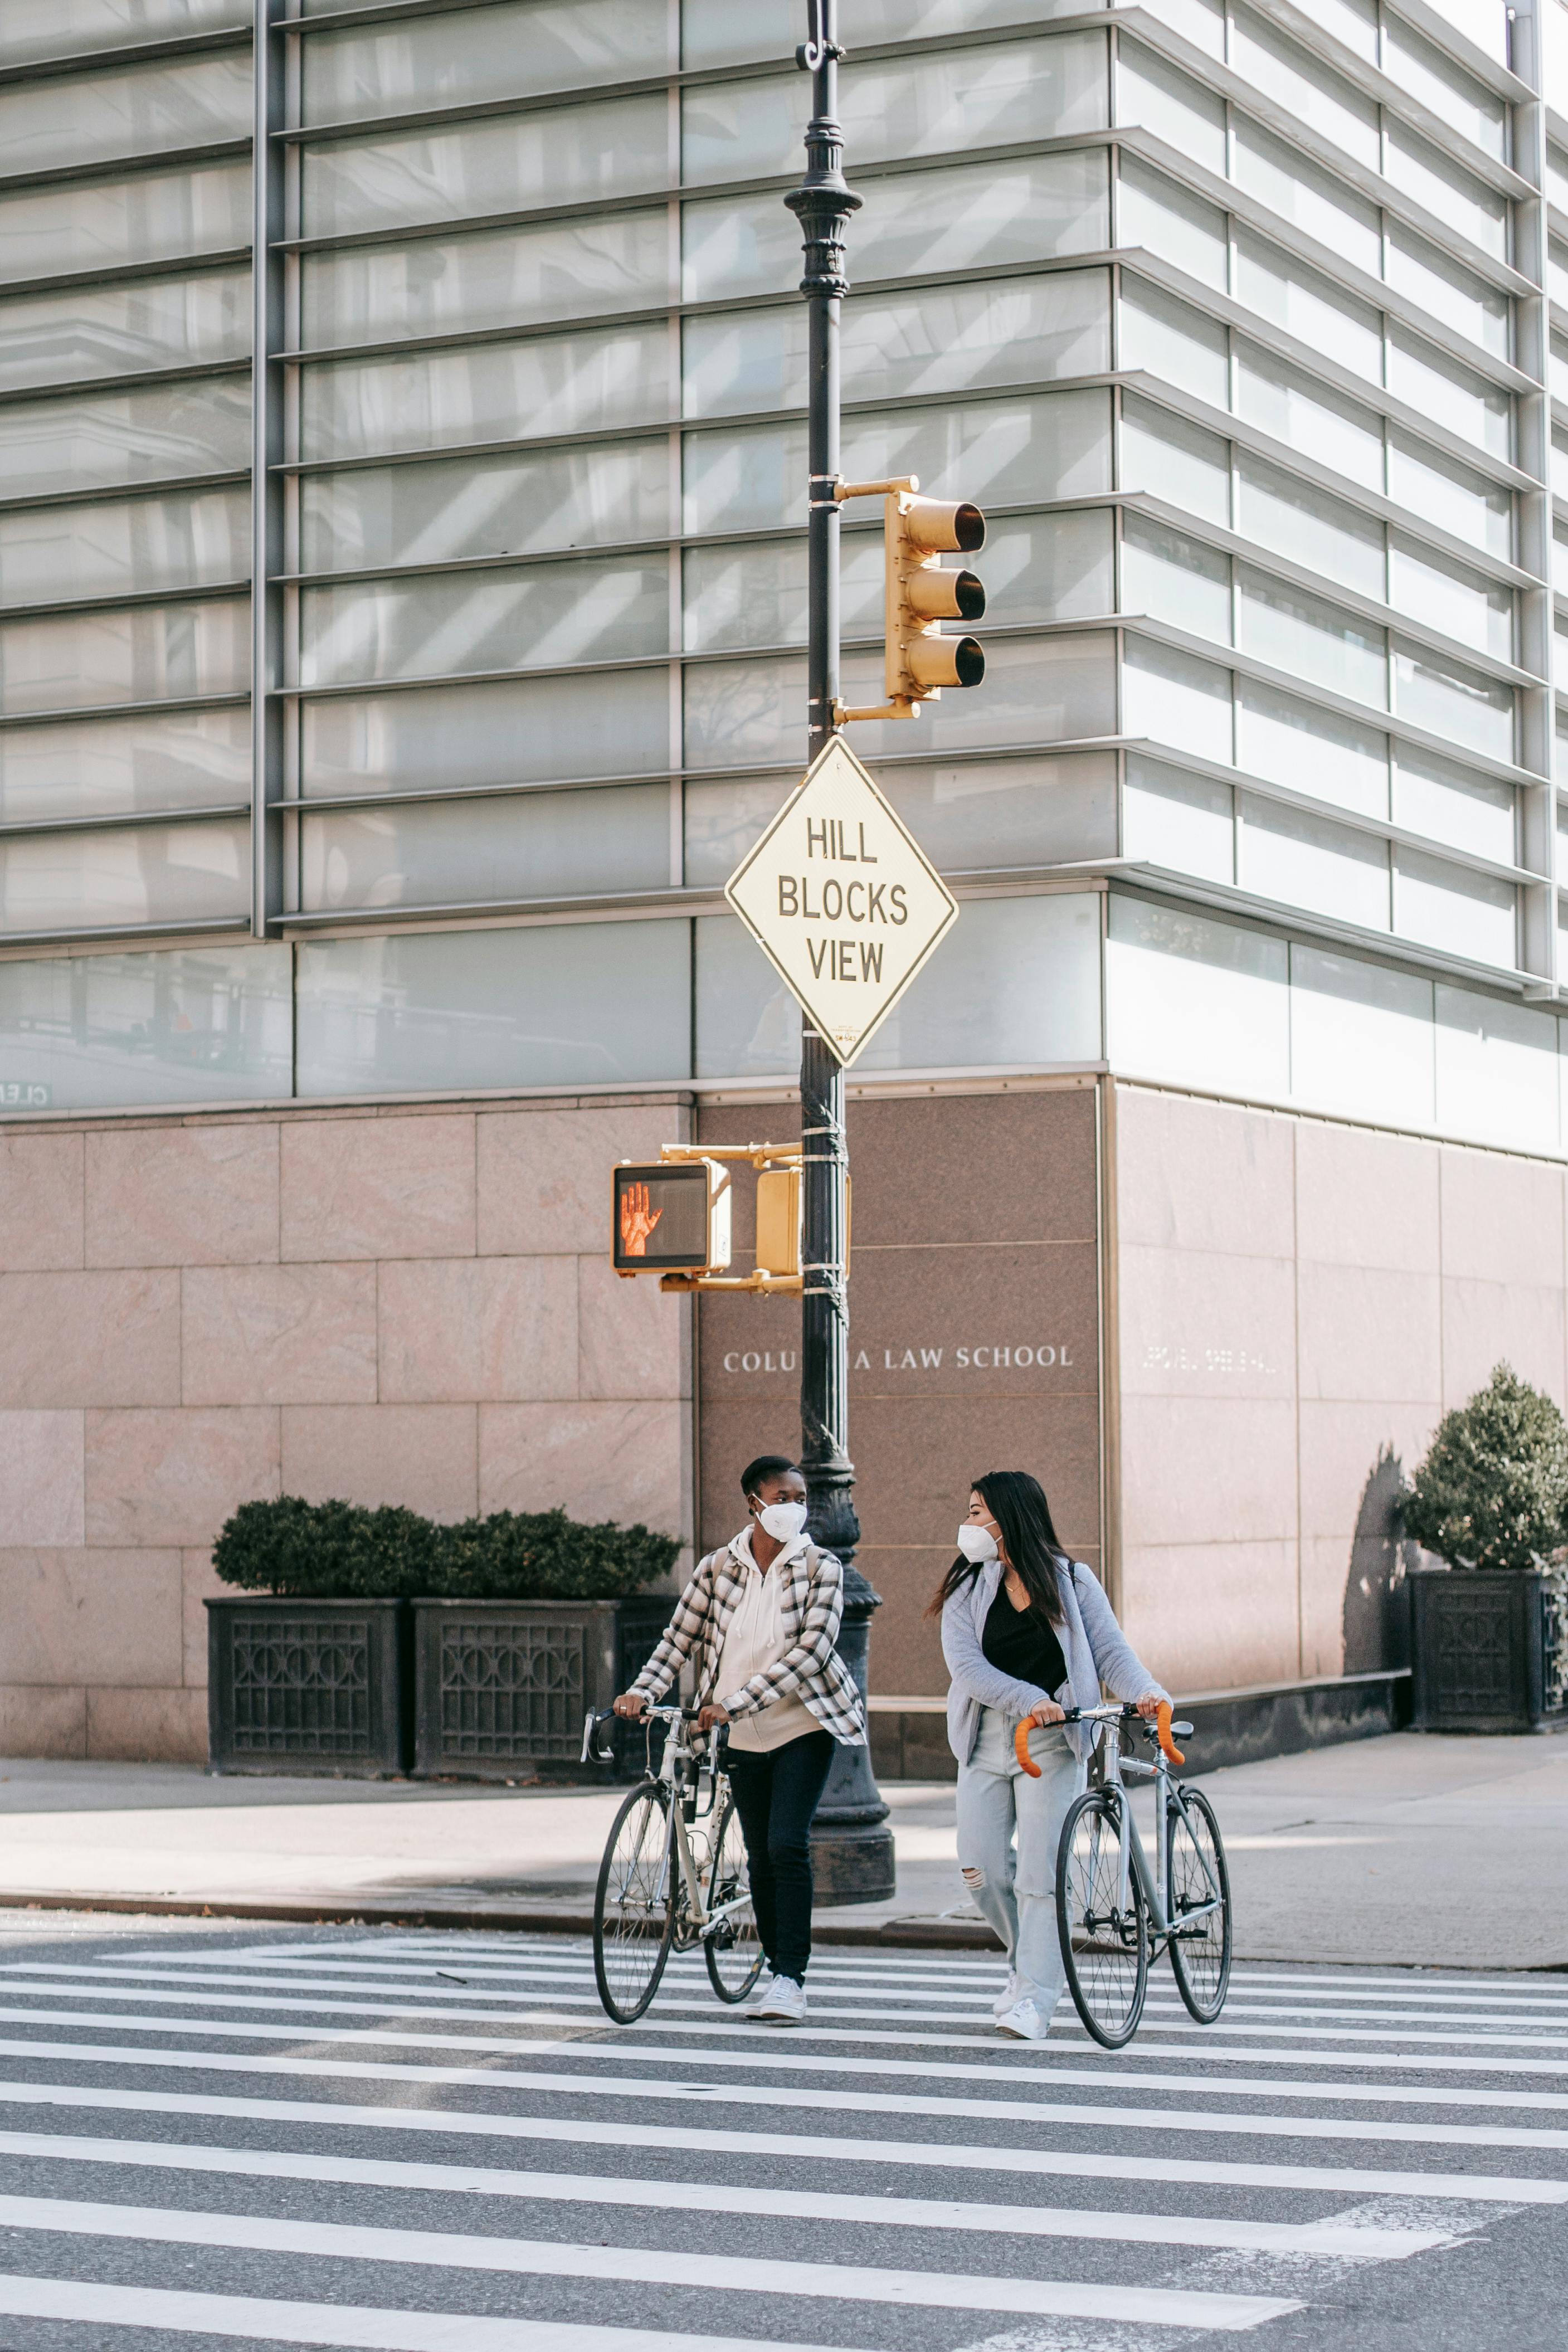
top-left (1030, 1704), bottom-right (1224, 1951)
top-left (583, 1706), bottom-right (753, 1946)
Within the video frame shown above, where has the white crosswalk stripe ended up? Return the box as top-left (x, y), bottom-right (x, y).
top-left (0, 1925), bottom-right (1554, 2350)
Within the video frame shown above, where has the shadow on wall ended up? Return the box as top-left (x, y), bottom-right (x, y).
top-left (1342, 1445), bottom-right (1413, 1674)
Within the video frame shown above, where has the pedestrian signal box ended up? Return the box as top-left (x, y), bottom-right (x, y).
top-left (612, 1161), bottom-right (731, 1276)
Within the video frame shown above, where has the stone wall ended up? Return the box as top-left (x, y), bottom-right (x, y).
top-left (1114, 1083), bottom-right (1568, 1692)
top-left (0, 1093), bottom-right (694, 1760)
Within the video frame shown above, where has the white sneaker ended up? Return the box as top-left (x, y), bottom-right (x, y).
top-left (742, 1973), bottom-right (780, 2017)
top-left (991, 1970), bottom-right (1022, 2019)
top-left (753, 1973), bottom-right (807, 2024)
top-left (996, 1995), bottom-right (1050, 2042)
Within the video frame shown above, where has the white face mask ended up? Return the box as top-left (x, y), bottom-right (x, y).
top-left (754, 1498), bottom-right (810, 1543)
top-left (957, 1521), bottom-right (1000, 1564)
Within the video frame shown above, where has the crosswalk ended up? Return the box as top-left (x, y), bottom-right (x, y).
top-left (0, 1925), bottom-right (1556, 2349)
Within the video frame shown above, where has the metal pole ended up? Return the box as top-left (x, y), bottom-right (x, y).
top-left (785, 0), bottom-right (893, 1905)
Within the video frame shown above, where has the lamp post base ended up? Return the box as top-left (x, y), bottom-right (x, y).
top-left (809, 1560), bottom-right (895, 1906)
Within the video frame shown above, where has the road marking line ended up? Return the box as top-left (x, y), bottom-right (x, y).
top-left (0, 2127), bottom-right (1450, 2261)
top-left (1, 2038), bottom-right (1566, 2156)
top-left (0, 2078), bottom-right (1552, 2202)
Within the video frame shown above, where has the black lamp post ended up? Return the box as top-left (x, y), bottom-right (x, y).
top-left (785, 0), bottom-right (894, 1905)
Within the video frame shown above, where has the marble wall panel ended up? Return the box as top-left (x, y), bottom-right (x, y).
top-left (478, 1103), bottom-right (683, 1258)
top-left (0, 1269), bottom-right (179, 1406)
top-left (379, 1255), bottom-right (578, 1403)
top-left (0, 1548), bottom-right (181, 1687)
top-left (1293, 1123), bottom-right (1439, 1273)
top-left (281, 1112), bottom-right (475, 1263)
top-left (1116, 1087), bottom-right (1295, 1259)
top-left (0, 1412), bottom-right (83, 1548)
top-left (479, 1398), bottom-right (684, 1535)
top-left (1120, 1538), bottom-right (1301, 1692)
top-left (182, 1263), bottom-right (378, 1405)
top-left (86, 1125), bottom-right (279, 1269)
top-left (1119, 1394), bottom-right (1298, 1551)
top-left (1439, 1277), bottom-right (1567, 1409)
top-left (280, 1403), bottom-right (479, 1522)
top-left (182, 1547), bottom-right (225, 1688)
top-left (577, 1253), bottom-right (685, 1403)
top-left (85, 1407), bottom-right (279, 1548)
top-left (1296, 1262), bottom-right (1442, 1404)
top-left (86, 1685), bottom-right (206, 1762)
top-left (1439, 1147), bottom-right (1565, 1291)
top-left (1119, 1243), bottom-right (1296, 1400)
top-left (0, 1685), bottom-right (86, 1756)
top-left (0, 1133), bottom-right (82, 1270)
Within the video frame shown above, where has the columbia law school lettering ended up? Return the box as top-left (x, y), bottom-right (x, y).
top-left (1, 0), bottom-right (1567, 1750)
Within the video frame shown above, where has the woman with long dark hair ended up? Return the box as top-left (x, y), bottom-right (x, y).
top-left (932, 1469), bottom-right (1167, 2041)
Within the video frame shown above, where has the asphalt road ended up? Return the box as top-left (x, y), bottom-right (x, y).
top-left (0, 1915), bottom-right (1554, 2350)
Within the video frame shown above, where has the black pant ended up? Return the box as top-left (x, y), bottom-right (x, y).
top-left (722, 1727), bottom-right (835, 1984)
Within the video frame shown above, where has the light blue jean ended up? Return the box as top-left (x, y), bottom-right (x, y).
top-left (956, 1705), bottom-right (1082, 2015)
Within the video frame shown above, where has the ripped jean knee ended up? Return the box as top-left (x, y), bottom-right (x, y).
top-left (960, 1863), bottom-right (987, 1891)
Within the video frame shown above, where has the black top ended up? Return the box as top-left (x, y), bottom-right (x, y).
top-left (982, 1581), bottom-right (1068, 1699)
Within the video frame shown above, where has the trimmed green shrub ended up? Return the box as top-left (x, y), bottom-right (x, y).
top-left (1403, 1362), bottom-right (1568, 1574)
top-left (213, 1496), bottom-right (678, 1602)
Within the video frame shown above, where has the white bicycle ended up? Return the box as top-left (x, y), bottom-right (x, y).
top-left (581, 1704), bottom-right (764, 2023)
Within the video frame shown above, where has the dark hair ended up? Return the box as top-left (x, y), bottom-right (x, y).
top-left (740, 1453), bottom-right (802, 1499)
top-left (926, 1469), bottom-right (1070, 1624)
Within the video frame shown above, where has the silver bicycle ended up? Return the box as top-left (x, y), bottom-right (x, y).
top-left (1020, 1700), bottom-right (1231, 2049)
top-left (581, 1704), bottom-right (763, 2023)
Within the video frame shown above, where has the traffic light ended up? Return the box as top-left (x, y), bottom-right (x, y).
top-left (837, 474), bottom-right (986, 722)
top-left (612, 1160), bottom-right (732, 1277)
top-left (754, 1167), bottom-right (800, 1281)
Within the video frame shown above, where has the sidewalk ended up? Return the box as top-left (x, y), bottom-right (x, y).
top-left (0, 1730), bottom-right (1559, 1967)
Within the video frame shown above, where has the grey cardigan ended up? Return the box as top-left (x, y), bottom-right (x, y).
top-left (941, 1556), bottom-right (1167, 1767)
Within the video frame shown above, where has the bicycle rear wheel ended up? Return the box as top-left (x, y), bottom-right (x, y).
top-left (1056, 1789), bottom-right (1149, 2050)
top-left (1166, 1785), bottom-right (1231, 2023)
top-left (593, 1781), bottom-right (677, 2023)
top-left (703, 1796), bottom-right (764, 2004)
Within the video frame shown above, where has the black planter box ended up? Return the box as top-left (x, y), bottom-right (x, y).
top-left (412, 1596), bottom-right (671, 1781)
top-left (1410, 1567), bottom-right (1568, 1733)
top-left (206, 1596), bottom-right (412, 1776)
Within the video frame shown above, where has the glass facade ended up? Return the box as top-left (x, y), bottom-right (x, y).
top-left (3, 0), bottom-right (1567, 1153)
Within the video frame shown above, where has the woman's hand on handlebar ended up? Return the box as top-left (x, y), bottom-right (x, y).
top-left (1024, 1700), bottom-right (1067, 1728)
top-left (1133, 1690), bottom-right (1163, 1720)
top-left (697, 1703), bottom-right (731, 1732)
top-left (613, 1693), bottom-right (646, 1720)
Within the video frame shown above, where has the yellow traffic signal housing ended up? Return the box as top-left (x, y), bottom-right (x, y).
top-left (612, 1160), bottom-right (731, 1276)
top-left (836, 474), bottom-right (986, 722)
top-left (754, 1167), bottom-right (800, 1280)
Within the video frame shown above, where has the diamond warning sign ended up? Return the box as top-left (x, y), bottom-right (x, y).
top-left (723, 734), bottom-right (958, 1067)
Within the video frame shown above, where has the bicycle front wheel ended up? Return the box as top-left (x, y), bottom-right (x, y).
top-left (703, 1796), bottom-right (764, 2004)
top-left (1166, 1785), bottom-right (1232, 2023)
top-left (593, 1781), bottom-right (677, 2023)
top-left (1056, 1789), bottom-right (1149, 2050)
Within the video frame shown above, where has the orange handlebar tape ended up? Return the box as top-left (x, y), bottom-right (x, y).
top-left (1157, 1701), bottom-right (1186, 1768)
top-left (1014, 1720), bottom-right (1044, 1778)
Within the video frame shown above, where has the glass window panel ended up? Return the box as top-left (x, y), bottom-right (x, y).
top-left (1289, 944), bottom-right (1434, 1127)
top-left (1236, 679), bottom-right (1388, 817)
top-left (303, 213), bottom-right (669, 349)
top-left (684, 33), bottom-right (1108, 186)
top-left (683, 270), bottom-right (1111, 419)
top-left (300, 782), bottom-right (671, 913)
top-left (681, 0), bottom-right (1072, 70)
top-left (302, 322), bottom-right (668, 465)
top-left (0, 380), bottom-right (250, 499)
top-left (1556, 434), bottom-right (1568, 504)
top-left (1386, 331), bottom-right (1511, 460)
top-left (302, 0), bottom-right (668, 124)
top-left (1228, 6), bottom-right (1379, 167)
top-left (1123, 634), bottom-right (1233, 762)
top-left (302, 96), bottom-right (669, 240)
top-left (1435, 985), bottom-right (1559, 1153)
top-left (0, 53), bottom-right (251, 176)
top-left (1119, 394), bottom-right (1229, 523)
top-left (300, 554), bottom-right (669, 689)
top-left (1236, 456), bottom-right (1384, 600)
top-left (1550, 239), bottom-right (1568, 315)
top-left (300, 443), bottom-right (668, 575)
top-left (1240, 792), bottom-right (1389, 927)
top-left (1552, 334), bottom-right (1568, 410)
top-left (1234, 344), bottom-right (1383, 491)
top-left (1106, 890), bottom-right (1289, 1095)
top-left (1385, 228), bottom-right (1509, 359)
top-left (1381, 23), bottom-right (1506, 159)
top-left (1307, 0), bottom-right (1377, 59)
top-left (1115, 43), bottom-right (1224, 173)
top-left (0, 270), bottom-right (249, 396)
top-left (1387, 435), bottom-right (1511, 559)
top-left (0, 815), bottom-right (247, 934)
top-left (1396, 848), bottom-right (1516, 968)
top-left (1550, 148), bottom-right (1568, 215)
top-left (684, 631), bottom-right (1117, 768)
top-left (1136, 0), bottom-right (1224, 54)
top-left (1234, 232), bottom-right (1382, 382)
top-left (0, 162), bottom-right (249, 288)
top-left (1389, 540), bottom-right (1512, 659)
top-left (1395, 646), bottom-right (1514, 761)
top-left (303, 669), bottom-right (669, 797)
top-left (1395, 748), bottom-right (1514, 864)
top-left (1233, 121), bottom-right (1381, 277)
top-left (684, 151), bottom-right (1109, 305)
top-left (1117, 276), bottom-right (1228, 407)
top-left (1383, 125), bottom-right (1508, 260)
top-left (0, 942), bottom-right (290, 1113)
top-left (0, 0), bottom-right (250, 67)
top-left (1121, 517), bottom-right (1231, 641)
top-left (0, 485), bottom-right (249, 609)
top-left (1116, 159), bottom-right (1226, 289)
top-left (296, 918), bottom-right (692, 1096)
top-left (0, 595), bottom-right (246, 716)
top-left (1238, 572), bottom-right (1386, 707)
top-left (1123, 753), bottom-right (1234, 882)
top-left (0, 704), bottom-right (249, 824)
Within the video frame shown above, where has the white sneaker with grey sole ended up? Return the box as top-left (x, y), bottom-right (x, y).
top-left (990, 1970), bottom-right (1022, 2019)
top-left (996, 1995), bottom-right (1050, 2041)
top-left (753, 1973), bottom-right (807, 2024)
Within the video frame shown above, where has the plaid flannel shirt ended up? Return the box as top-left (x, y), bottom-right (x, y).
top-left (630, 1536), bottom-right (866, 1745)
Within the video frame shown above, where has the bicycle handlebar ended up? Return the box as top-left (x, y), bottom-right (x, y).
top-left (1011, 1700), bottom-right (1189, 1778)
